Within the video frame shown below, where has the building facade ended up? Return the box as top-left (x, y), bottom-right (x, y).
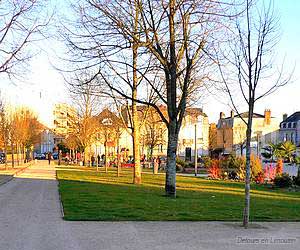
top-left (213, 109), bottom-right (280, 156)
top-left (36, 129), bottom-right (55, 153)
top-left (279, 112), bottom-right (300, 146)
top-left (53, 103), bottom-right (77, 144)
top-left (177, 108), bottom-right (209, 160)
top-left (120, 105), bottom-right (209, 160)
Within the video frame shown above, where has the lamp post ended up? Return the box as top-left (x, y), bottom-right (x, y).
top-left (194, 124), bottom-right (197, 176)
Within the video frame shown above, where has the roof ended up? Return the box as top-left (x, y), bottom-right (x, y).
top-left (218, 111), bottom-right (273, 129)
top-left (224, 112), bottom-right (268, 119)
top-left (96, 108), bottom-right (124, 128)
top-left (185, 107), bottom-right (207, 117)
top-left (281, 112), bottom-right (300, 123)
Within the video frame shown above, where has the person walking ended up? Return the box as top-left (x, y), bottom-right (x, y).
top-left (97, 154), bottom-right (100, 167)
top-left (48, 152), bottom-right (52, 165)
top-left (153, 157), bottom-right (159, 174)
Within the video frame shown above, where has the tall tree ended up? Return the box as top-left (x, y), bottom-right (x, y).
top-left (63, 0), bottom-right (227, 196)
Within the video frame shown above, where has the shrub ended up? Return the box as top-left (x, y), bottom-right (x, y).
top-left (255, 172), bottom-right (265, 184)
top-left (202, 156), bottom-right (212, 168)
top-left (276, 159), bottom-right (283, 174)
top-left (264, 164), bottom-right (276, 181)
top-left (176, 164), bottom-right (184, 172)
top-left (293, 175), bottom-right (300, 186)
top-left (224, 154), bottom-right (244, 170)
top-left (176, 158), bottom-right (188, 167)
top-left (176, 158), bottom-right (187, 172)
top-left (237, 154), bottom-right (262, 181)
top-left (274, 173), bottom-right (293, 188)
top-left (228, 171), bottom-right (239, 180)
top-left (208, 159), bottom-right (221, 179)
top-left (250, 154), bottom-right (263, 177)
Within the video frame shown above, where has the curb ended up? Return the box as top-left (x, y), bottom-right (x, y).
top-left (56, 170), bottom-right (65, 219)
top-left (0, 175), bottom-right (14, 186)
top-left (13, 161), bottom-right (34, 177)
top-left (0, 162), bottom-right (33, 187)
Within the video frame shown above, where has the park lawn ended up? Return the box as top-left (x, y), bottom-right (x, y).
top-left (57, 167), bottom-right (300, 221)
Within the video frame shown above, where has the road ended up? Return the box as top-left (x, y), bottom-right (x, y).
top-left (0, 161), bottom-right (299, 250)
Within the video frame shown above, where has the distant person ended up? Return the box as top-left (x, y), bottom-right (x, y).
top-left (91, 155), bottom-right (95, 166)
top-left (153, 157), bottom-right (159, 174)
top-left (157, 156), bottom-right (161, 169)
top-left (58, 150), bottom-right (62, 166)
top-left (47, 152), bottom-right (52, 165)
top-left (97, 154), bottom-right (100, 166)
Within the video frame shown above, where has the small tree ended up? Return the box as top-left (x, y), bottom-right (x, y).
top-left (0, 99), bottom-right (9, 169)
top-left (140, 107), bottom-right (167, 160)
top-left (219, 0), bottom-right (291, 228)
top-left (97, 109), bottom-right (124, 173)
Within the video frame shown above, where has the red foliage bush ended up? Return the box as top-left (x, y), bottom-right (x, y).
top-left (208, 159), bottom-right (221, 179)
top-left (264, 163), bottom-right (276, 181)
top-left (255, 172), bottom-right (265, 184)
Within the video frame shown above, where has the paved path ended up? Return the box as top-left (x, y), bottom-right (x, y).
top-left (0, 162), bottom-right (299, 250)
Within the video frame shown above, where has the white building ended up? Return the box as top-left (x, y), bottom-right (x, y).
top-left (177, 108), bottom-right (209, 160)
top-left (36, 129), bottom-right (55, 153)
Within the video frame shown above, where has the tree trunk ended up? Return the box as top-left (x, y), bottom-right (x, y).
top-left (117, 137), bottom-right (120, 177)
top-left (105, 140), bottom-right (108, 173)
top-left (243, 104), bottom-right (254, 228)
top-left (132, 20), bottom-right (141, 184)
top-left (132, 101), bottom-right (141, 184)
top-left (11, 143), bottom-right (15, 168)
top-left (4, 141), bottom-right (8, 170)
top-left (16, 143), bottom-right (20, 166)
top-left (165, 120), bottom-right (179, 197)
top-left (150, 146), bottom-right (153, 162)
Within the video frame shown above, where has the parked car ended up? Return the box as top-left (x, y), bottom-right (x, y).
top-left (35, 153), bottom-right (46, 160)
top-left (52, 152), bottom-right (58, 160)
top-left (0, 153), bottom-right (6, 164)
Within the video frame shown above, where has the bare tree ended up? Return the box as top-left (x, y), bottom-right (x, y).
top-left (62, 0), bottom-right (229, 197)
top-left (65, 134), bottom-right (80, 158)
top-left (140, 106), bottom-right (167, 160)
top-left (218, 0), bottom-right (291, 228)
top-left (0, 0), bottom-right (48, 78)
top-left (97, 108), bottom-right (123, 174)
top-left (0, 98), bottom-right (9, 169)
top-left (69, 76), bottom-right (101, 166)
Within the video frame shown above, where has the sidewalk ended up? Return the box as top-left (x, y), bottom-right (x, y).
top-left (0, 162), bottom-right (299, 250)
top-left (0, 161), bottom-right (34, 178)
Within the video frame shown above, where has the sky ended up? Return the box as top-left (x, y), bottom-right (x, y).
top-left (1, 0), bottom-right (299, 127)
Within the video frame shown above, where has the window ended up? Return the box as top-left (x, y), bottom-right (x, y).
top-left (291, 133), bottom-right (294, 143)
top-left (293, 122), bottom-right (297, 128)
top-left (282, 123), bottom-right (286, 128)
top-left (287, 123), bottom-right (291, 128)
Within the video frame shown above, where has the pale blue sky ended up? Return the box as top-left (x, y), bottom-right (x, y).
top-left (1, 0), bottom-right (299, 126)
top-left (204, 0), bottom-right (300, 122)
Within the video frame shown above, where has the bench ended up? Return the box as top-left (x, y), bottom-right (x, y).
top-left (121, 163), bottom-right (135, 168)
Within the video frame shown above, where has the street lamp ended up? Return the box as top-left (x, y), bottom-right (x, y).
top-left (194, 124), bottom-right (197, 176)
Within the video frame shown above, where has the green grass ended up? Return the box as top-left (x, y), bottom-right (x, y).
top-left (57, 166), bottom-right (300, 221)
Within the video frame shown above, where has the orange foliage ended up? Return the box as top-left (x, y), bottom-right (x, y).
top-left (208, 159), bottom-right (221, 179)
top-left (276, 159), bottom-right (283, 174)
